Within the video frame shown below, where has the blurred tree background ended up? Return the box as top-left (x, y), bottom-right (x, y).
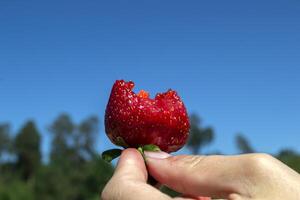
top-left (0, 114), bottom-right (113, 200)
top-left (0, 113), bottom-right (299, 199)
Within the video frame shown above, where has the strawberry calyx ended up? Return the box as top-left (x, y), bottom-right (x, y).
top-left (101, 144), bottom-right (161, 163)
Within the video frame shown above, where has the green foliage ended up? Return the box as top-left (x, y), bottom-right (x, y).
top-left (0, 180), bottom-right (34, 200)
top-left (160, 186), bottom-right (180, 197)
top-left (83, 158), bottom-right (114, 197)
top-left (34, 165), bottom-right (73, 200)
top-left (235, 133), bottom-right (255, 154)
top-left (277, 149), bottom-right (300, 173)
top-left (102, 149), bottom-right (122, 162)
top-left (34, 158), bottom-right (113, 200)
top-left (187, 113), bottom-right (214, 154)
top-left (142, 144), bottom-right (161, 152)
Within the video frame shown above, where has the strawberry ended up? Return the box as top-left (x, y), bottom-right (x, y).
top-left (104, 80), bottom-right (190, 153)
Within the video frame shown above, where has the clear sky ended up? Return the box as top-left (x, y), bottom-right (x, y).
top-left (1, 0), bottom-right (300, 159)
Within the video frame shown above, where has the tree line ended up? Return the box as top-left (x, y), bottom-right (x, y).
top-left (0, 114), bottom-right (113, 200)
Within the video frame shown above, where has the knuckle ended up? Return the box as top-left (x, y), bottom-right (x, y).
top-left (244, 153), bottom-right (275, 173)
top-left (239, 153), bottom-right (280, 193)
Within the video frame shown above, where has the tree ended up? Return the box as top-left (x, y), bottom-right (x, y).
top-left (277, 149), bottom-right (300, 173)
top-left (76, 116), bottom-right (98, 159)
top-left (34, 157), bottom-right (114, 200)
top-left (235, 133), bottom-right (254, 154)
top-left (0, 180), bottom-right (34, 200)
top-left (15, 121), bottom-right (41, 180)
top-left (49, 113), bottom-right (99, 166)
top-left (0, 123), bottom-right (11, 160)
top-left (49, 113), bottom-right (75, 165)
top-left (186, 113), bottom-right (214, 154)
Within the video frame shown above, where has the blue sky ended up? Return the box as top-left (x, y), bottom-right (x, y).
top-left (1, 0), bottom-right (300, 158)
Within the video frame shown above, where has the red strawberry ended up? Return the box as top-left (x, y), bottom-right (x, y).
top-left (105, 80), bottom-right (190, 153)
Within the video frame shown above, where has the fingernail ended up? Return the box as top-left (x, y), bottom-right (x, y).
top-left (144, 151), bottom-right (171, 159)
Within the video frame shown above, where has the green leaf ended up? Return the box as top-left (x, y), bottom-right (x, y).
top-left (137, 146), bottom-right (143, 154)
top-left (142, 144), bottom-right (161, 152)
top-left (101, 149), bottom-right (122, 162)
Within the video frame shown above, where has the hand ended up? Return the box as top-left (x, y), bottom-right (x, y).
top-left (101, 148), bottom-right (300, 200)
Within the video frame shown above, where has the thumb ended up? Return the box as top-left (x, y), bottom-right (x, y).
top-left (113, 148), bottom-right (148, 182)
top-left (101, 149), bottom-right (171, 200)
top-left (145, 151), bottom-right (246, 199)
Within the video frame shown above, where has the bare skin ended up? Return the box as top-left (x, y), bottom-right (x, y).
top-left (101, 148), bottom-right (300, 200)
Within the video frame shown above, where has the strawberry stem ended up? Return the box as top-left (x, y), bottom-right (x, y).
top-left (101, 145), bottom-right (161, 187)
top-left (138, 144), bottom-right (161, 186)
